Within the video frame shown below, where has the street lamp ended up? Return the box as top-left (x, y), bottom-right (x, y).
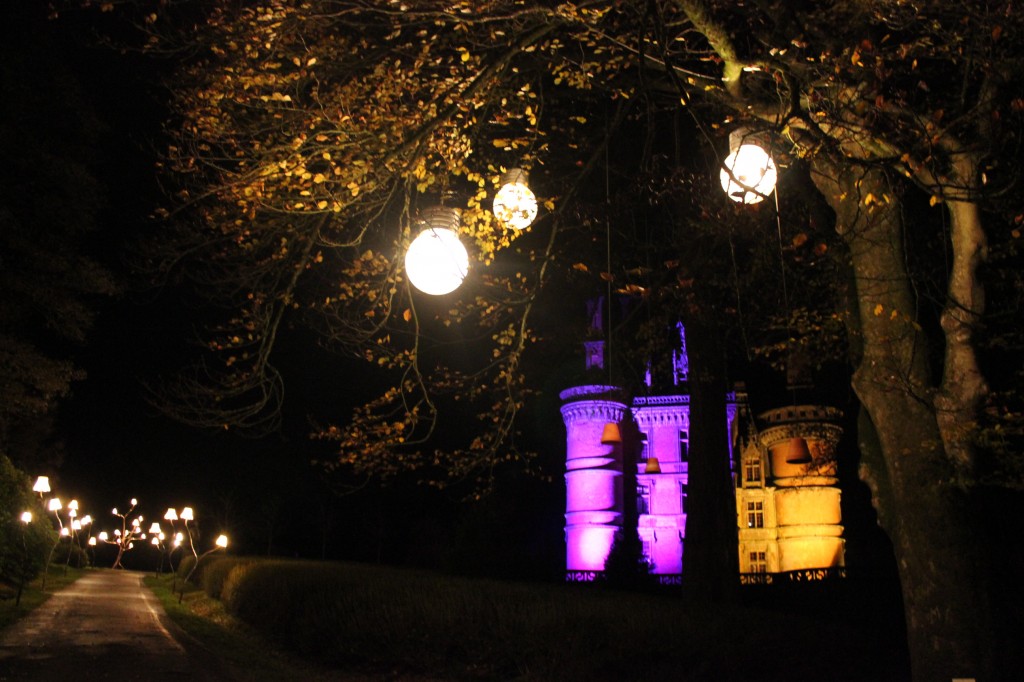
top-left (720, 129), bottom-right (777, 204)
top-left (180, 506), bottom-right (197, 562)
top-left (41, 498), bottom-right (64, 591)
top-left (102, 499), bottom-right (143, 569)
top-left (149, 522), bottom-right (167, 575)
top-left (15, 512), bottom-right (33, 606)
top-left (181, 534), bottom-right (229, 603)
top-left (32, 476), bottom-right (51, 496)
top-left (405, 207), bottom-right (469, 295)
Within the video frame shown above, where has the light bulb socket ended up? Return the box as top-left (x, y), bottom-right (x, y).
top-left (418, 206), bottom-right (462, 233)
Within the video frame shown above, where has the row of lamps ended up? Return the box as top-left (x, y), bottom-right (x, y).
top-left (405, 128), bottom-right (775, 296)
top-left (404, 168), bottom-right (538, 296)
top-left (27, 476), bottom-right (227, 586)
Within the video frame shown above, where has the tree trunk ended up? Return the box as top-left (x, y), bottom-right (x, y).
top-left (811, 163), bottom-right (995, 681)
top-left (680, 319), bottom-right (738, 603)
top-left (934, 151), bottom-right (989, 478)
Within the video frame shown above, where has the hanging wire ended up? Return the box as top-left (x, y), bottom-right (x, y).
top-left (773, 172), bottom-right (790, 315)
top-left (605, 104), bottom-right (613, 385)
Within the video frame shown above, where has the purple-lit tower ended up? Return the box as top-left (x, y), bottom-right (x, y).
top-left (561, 321), bottom-right (742, 582)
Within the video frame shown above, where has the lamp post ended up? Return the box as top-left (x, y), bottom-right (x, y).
top-left (100, 499), bottom-right (143, 569)
top-left (149, 522), bottom-right (167, 576)
top-left (180, 534), bottom-right (229, 603)
top-left (41, 498), bottom-right (63, 591)
top-left (15, 511), bottom-right (32, 606)
top-left (180, 506), bottom-right (197, 566)
top-left (163, 508), bottom-right (180, 574)
top-left (61, 500), bottom-right (80, 575)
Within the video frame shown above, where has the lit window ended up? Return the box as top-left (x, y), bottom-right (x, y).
top-left (746, 501), bottom-right (764, 528)
top-left (744, 460), bottom-right (761, 484)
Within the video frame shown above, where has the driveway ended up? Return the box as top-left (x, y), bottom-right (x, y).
top-left (0, 569), bottom-right (228, 681)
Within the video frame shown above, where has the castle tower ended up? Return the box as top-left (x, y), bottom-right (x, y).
top-left (560, 385), bottom-right (628, 580)
top-left (561, 317), bottom-right (743, 582)
top-left (736, 405), bottom-right (845, 577)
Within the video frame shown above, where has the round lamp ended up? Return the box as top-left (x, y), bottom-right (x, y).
top-left (405, 207), bottom-right (469, 295)
top-left (493, 168), bottom-right (538, 230)
top-left (720, 130), bottom-right (777, 204)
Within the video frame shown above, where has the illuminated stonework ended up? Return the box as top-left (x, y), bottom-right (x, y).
top-left (562, 324), bottom-right (844, 583)
top-left (562, 386), bottom-right (628, 573)
top-left (561, 323), bottom-right (746, 581)
top-left (737, 405), bottom-right (845, 577)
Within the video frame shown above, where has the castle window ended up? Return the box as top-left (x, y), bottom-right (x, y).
top-left (744, 460), bottom-right (761, 484)
top-left (746, 501), bottom-right (764, 528)
top-left (679, 483), bottom-right (688, 514)
top-left (639, 435), bottom-right (650, 464)
top-left (749, 551), bottom-right (767, 573)
top-left (637, 485), bottom-right (650, 515)
top-left (679, 430), bottom-right (689, 462)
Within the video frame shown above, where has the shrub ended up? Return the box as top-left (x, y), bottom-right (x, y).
top-left (176, 554), bottom-right (196, 580)
top-left (220, 560), bottom-right (256, 607)
top-left (0, 454), bottom-right (53, 587)
top-left (52, 540), bottom-right (90, 569)
top-left (202, 556), bottom-right (255, 599)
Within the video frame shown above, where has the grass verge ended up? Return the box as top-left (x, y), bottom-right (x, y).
top-left (0, 564), bottom-right (86, 631)
top-left (143, 573), bottom-right (353, 682)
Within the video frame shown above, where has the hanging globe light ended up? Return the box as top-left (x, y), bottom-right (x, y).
top-left (405, 207), bottom-right (469, 295)
top-left (492, 168), bottom-right (538, 230)
top-left (719, 129), bottom-right (777, 204)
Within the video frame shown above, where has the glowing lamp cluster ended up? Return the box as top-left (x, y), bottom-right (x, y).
top-left (492, 168), bottom-right (538, 231)
top-left (405, 207), bottom-right (469, 296)
top-left (720, 130), bottom-right (777, 204)
top-left (406, 169), bottom-right (537, 295)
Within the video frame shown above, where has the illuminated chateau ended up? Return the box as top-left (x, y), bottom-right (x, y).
top-left (561, 314), bottom-right (845, 582)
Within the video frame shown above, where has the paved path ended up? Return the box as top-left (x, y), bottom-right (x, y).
top-left (0, 570), bottom-right (227, 681)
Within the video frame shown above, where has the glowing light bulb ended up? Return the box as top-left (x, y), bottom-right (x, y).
top-left (720, 141), bottom-right (777, 204)
top-left (492, 168), bottom-right (538, 230)
top-left (405, 208), bottom-right (469, 295)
